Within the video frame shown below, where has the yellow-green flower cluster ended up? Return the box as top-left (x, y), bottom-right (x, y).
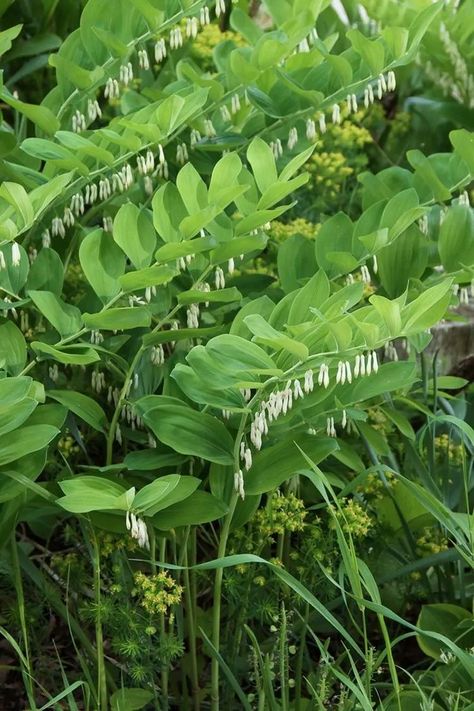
top-left (190, 24), bottom-right (245, 70)
top-left (367, 407), bottom-right (393, 435)
top-left (270, 218), bottom-right (318, 244)
top-left (416, 527), bottom-right (449, 557)
top-left (98, 532), bottom-right (138, 557)
top-left (357, 472), bottom-right (397, 501)
top-left (133, 571), bottom-right (183, 615)
top-left (334, 499), bottom-right (374, 539)
top-left (58, 435), bottom-right (80, 458)
top-left (255, 492), bottom-right (307, 537)
top-left (433, 434), bottom-right (464, 466)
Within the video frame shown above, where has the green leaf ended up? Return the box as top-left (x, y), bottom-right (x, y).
top-left (246, 435), bottom-right (339, 495)
top-left (402, 281), bottom-right (453, 335)
top-left (0, 319), bottom-right (26, 375)
top-left (134, 475), bottom-right (200, 517)
top-left (153, 491), bottom-right (228, 529)
top-left (113, 204), bottom-right (156, 269)
top-left (47, 390), bottom-right (107, 432)
top-left (57, 476), bottom-right (130, 513)
top-left (79, 229), bottom-right (126, 303)
top-left (28, 290), bottom-right (82, 338)
top-left (369, 295), bottom-right (401, 338)
top-left (26, 248), bottom-right (64, 296)
top-left (417, 604), bottom-right (474, 660)
top-left (0, 424), bottom-right (58, 467)
top-left (244, 314), bottom-right (309, 360)
top-left (0, 24), bottom-right (22, 57)
top-left (0, 242), bottom-right (29, 293)
top-left (438, 204), bottom-right (474, 272)
top-left (110, 688), bottom-right (154, 711)
top-left (83, 307), bottom-right (151, 331)
top-left (119, 265), bottom-right (178, 292)
top-left (246, 138), bottom-right (277, 194)
top-left (31, 342), bottom-right (100, 365)
top-left (141, 403), bottom-right (234, 465)
top-left (0, 90), bottom-right (60, 134)
top-left (347, 29), bottom-right (385, 74)
top-left (0, 397), bottom-right (37, 437)
top-left (177, 287), bottom-right (241, 305)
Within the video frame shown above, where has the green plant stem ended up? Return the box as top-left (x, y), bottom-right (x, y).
top-left (183, 534), bottom-right (200, 711)
top-left (210, 490), bottom-right (239, 711)
top-left (11, 532), bottom-right (37, 711)
top-left (90, 527), bottom-right (107, 711)
top-left (294, 605), bottom-right (309, 711)
top-left (160, 536), bottom-right (169, 711)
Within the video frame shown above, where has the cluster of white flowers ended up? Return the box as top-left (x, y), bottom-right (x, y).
top-left (155, 38), bottom-right (167, 63)
top-left (169, 26), bottom-right (183, 50)
top-left (200, 6), bottom-right (210, 25)
top-left (270, 138), bottom-right (283, 158)
top-left (318, 113), bottom-right (327, 134)
top-left (335, 360), bottom-right (353, 384)
top-left (190, 129), bottom-right (202, 148)
top-left (231, 94), bottom-right (241, 114)
top-left (186, 16), bottom-right (199, 39)
top-left (177, 253), bottom-right (194, 272)
top-left (63, 207), bottom-right (75, 228)
top-left (346, 93), bottom-right (358, 113)
top-left (306, 118), bottom-right (317, 141)
top-left (71, 110), bottom-right (86, 133)
top-left (215, 266), bottom-right (225, 290)
top-left (119, 62), bottom-right (134, 86)
top-left (2, 296), bottom-right (18, 319)
top-left (240, 441), bottom-right (253, 471)
top-left (42, 230), bottom-right (51, 248)
top-left (10, 242), bottom-right (21, 267)
top-left (138, 49), bottom-right (150, 70)
top-left (49, 364), bottom-right (59, 382)
top-left (459, 190), bottom-right (470, 206)
top-left (439, 22), bottom-right (473, 106)
top-left (137, 149), bottom-right (155, 175)
top-left (326, 416), bottom-right (336, 437)
top-left (122, 402), bottom-right (143, 430)
top-left (145, 285), bottom-right (157, 302)
top-left (176, 142), bottom-right (189, 165)
top-left (104, 77), bottom-right (120, 101)
top-left (354, 351), bottom-right (379, 377)
top-left (332, 104), bottom-right (341, 124)
top-left (220, 105), bottom-right (232, 122)
top-left (204, 119), bottom-right (216, 137)
top-left (103, 216), bottom-right (113, 232)
top-left (215, 0), bottom-right (226, 17)
top-left (90, 329), bottom-right (104, 345)
top-left (287, 127), bottom-right (298, 150)
top-left (107, 386), bottom-right (122, 406)
top-left (52, 217), bottom-right (66, 238)
top-left (234, 469), bottom-right (245, 499)
top-left (70, 193), bottom-right (85, 216)
top-left (87, 99), bottom-right (102, 122)
top-left (384, 341), bottom-right (399, 362)
top-left (360, 264), bottom-right (371, 284)
top-left (318, 363), bottom-right (330, 388)
top-left (363, 84), bottom-right (375, 108)
top-left (459, 286), bottom-right (469, 305)
top-left (187, 303), bottom-right (200, 328)
top-left (91, 370), bottom-right (106, 394)
top-left (150, 344), bottom-right (165, 365)
top-left (126, 511), bottom-right (150, 549)
top-left (20, 310), bottom-right (29, 333)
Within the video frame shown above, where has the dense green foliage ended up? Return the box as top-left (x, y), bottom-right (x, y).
top-left (0, 0), bottom-right (473, 709)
